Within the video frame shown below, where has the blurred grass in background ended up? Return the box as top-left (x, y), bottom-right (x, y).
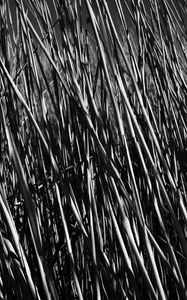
top-left (1, 0), bottom-right (187, 299)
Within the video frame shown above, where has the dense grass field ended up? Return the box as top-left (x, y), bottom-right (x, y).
top-left (1, 0), bottom-right (187, 299)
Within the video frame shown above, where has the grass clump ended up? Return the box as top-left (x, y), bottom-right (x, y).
top-left (1, 0), bottom-right (187, 299)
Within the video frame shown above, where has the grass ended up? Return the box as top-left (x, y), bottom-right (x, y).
top-left (1, 0), bottom-right (187, 299)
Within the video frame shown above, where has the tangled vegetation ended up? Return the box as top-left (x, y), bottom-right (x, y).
top-left (1, 0), bottom-right (187, 299)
